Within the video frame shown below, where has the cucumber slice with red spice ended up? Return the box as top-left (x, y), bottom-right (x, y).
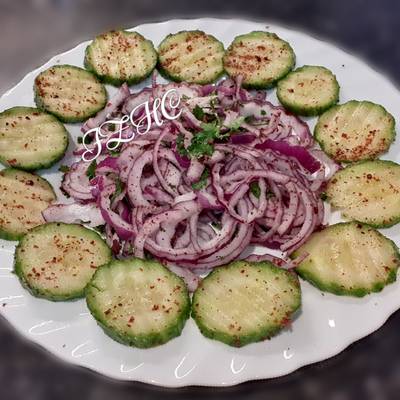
top-left (293, 222), bottom-right (400, 297)
top-left (86, 258), bottom-right (191, 348)
top-left (34, 65), bottom-right (107, 123)
top-left (277, 65), bottom-right (339, 116)
top-left (223, 31), bottom-right (295, 89)
top-left (14, 222), bottom-right (112, 301)
top-left (192, 260), bottom-right (301, 347)
top-left (158, 30), bottom-right (225, 84)
top-left (0, 168), bottom-right (56, 241)
top-left (314, 100), bottom-right (395, 162)
top-left (84, 30), bottom-right (157, 86)
top-left (327, 160), bottom-right (400, 228)
top-left (0, 107), bottom-right (69, 170)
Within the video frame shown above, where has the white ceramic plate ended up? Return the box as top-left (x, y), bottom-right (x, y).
top-left (1, 18), bottom-right (400, 388)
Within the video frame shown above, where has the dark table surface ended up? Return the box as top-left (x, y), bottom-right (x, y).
top-left (1, 1), bottom-right (400, 399)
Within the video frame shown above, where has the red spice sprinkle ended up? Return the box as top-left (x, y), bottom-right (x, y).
top-left (280, 317), bottom-right (292, 327)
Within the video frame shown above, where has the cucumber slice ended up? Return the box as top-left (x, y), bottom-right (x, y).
top-left (84, 30), bottom-right (157, 86)
top-left (314, 100), bottom-right (395, 162)
top-left (277, 65), bottom-right (339, 116)
top-left (293, 222), bottom-right (400, 297)
top-left (14, 222), bottom-right (112, 301)
top-left (158, 30), bottom-right (225, 84)
top-left (0, 107), bottom-right (68, 170)
top-left (223, 31), bottom-right (295, 89)
top-left (34, 65), bottom-right (107, 123)
top-left (192, 260), bottom-right (301, 347)
top-left (86, 258), bottom-right (191, 348)
top-left (327, 160), bottom-right (400, 228)
top-left (0, 168), bottom-right (56, 240)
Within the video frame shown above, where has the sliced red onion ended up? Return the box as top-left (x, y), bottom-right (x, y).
top-left (244, 252), bottom-right (308, 270)
top-left (54, 78), bottom-right (336, 280)
top-left (117, 202), bottom-right (131, 224)
top-left (200, 84), bottom-right (215, 96)
top-left (122, 87), bottom-right (152, 115)
top-left (280, 188), bottom-right (315, 252)
top-left (256, 139), bottom-right (321, 173)
top-left (182, 108), bottom-right (202, 129)
top-left (173, 192), bottom-right (197, 205)
top-left (82, 83), bottom-right (130, 133)
top-left (277, 182), bottom-right (299, 235)
top-left (96, 156), bottom-right (119, 175)
top-left (239, 101), bottom-right (313, 146)
top-left (197, 191), bottom-right (224, 210)
top-left (61, 161), bottom-right (94, 201)
top-left (230, 133), bottom-right (256, 145)
top-left (98, 185), bottom-right (135, 240)
top-left (144, 186), bottom-right (173, 205)
top-left (163, 263), bottom-right (200, 292)
top-left (134, 200), bottom-right (201, 258)
top-left (173, 145), bottom-right (190, 168)
top-left (43, 203), bottom-right (105, 227)
top-left (127, 150), bottom-right (153, 207)
top-left (310, 149), bottom-right (341, 180)
top-left (186, 158), bottom-right (204, 183)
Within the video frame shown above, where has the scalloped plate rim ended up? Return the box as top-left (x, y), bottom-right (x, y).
top-left (0, 17), bottom-right (399, 388)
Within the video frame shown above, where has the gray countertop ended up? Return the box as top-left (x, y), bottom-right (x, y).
top-left (1, 1), bottom-right (400, 399)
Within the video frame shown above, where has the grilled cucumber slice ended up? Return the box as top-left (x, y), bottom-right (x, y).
top-left (14, 222), bottom-right (112, 301)
top-left (327, 160), bottom-right (400, 228)
top-left (158, 30), bottom-right (224, 84)
top-left (84, 30), bottom-right (157, 86)
top-left (314, 100), bottom-right (395, 162)
top-left (0, 107), bottom-right (68, 170)
top-left (277, 65), bottom-right (339, 116)
top-left (293, 222), bottom-right (400, 297)
top-left (0, 168), bottom-right (56, 241)
top-left (192, 260), bottom-right (301, 347)
top-left (86, 258), bottom-right (191, 348)
top-left (34, 65), bottom-right (107, 123)
top-left (223, 31), bottom-right (295, 89)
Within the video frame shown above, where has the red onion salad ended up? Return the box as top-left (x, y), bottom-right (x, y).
top-left (43, 75), bottom-right (339, 290)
